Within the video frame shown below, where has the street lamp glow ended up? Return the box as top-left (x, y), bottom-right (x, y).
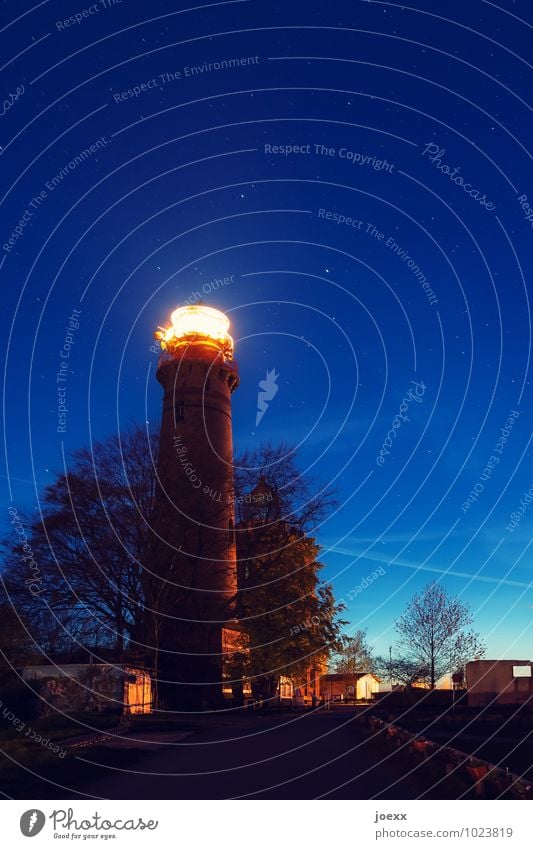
top-left (155, 304), bottom-right (234, 358)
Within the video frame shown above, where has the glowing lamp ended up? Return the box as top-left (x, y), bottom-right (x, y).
top-left (155, 304), bottom-right (234, 358)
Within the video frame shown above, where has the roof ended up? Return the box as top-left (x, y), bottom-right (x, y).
top-left (320, 672), bottom-right (379, 683)
top-left (466, 659), bottom-right (532, 666)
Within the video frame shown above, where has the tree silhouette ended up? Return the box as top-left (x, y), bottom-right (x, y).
top-left (231, 442), bottom-right (344, 702)
top-left (1, 426), bottom-right (158, 662)
top-left (394, 582), bottom-right (485, 689)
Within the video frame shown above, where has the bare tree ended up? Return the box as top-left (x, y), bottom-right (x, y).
top-left (334, 631), bottom-right (374, 673)
top-left (374, 656), bottom-right (429, 688)
top-left (394, 582), bottom-right (485, 689)
top-left (1, 426), bottom-right (158, 661)
top-left (234, 441), bottom-right (337, 535)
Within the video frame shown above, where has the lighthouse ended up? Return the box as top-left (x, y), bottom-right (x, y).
top-left (153, 303), bottom-right (239, 709)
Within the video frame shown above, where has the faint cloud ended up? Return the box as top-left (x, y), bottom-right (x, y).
top-left (327, 543), bottom-right (533, 590)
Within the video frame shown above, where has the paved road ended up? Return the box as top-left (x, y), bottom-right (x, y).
top-left (72, 710), bottom-right (430, 800)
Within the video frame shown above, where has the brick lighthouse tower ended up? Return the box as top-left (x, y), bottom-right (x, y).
top-left (153, 303), bottom-right (239, 709)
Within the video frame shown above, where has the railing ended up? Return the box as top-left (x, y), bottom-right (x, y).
top-left (62, 715), bottom-right (132, 750)
top-left (361, 713), bottom-right (532, 799)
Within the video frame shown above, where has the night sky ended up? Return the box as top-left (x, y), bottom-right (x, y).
top-left (2, 0), bottom-right (532, 661)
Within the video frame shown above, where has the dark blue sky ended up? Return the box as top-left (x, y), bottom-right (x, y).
top-left (1, 0), bottom-right (532, 659)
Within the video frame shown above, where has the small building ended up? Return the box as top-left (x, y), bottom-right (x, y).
top-left (320, 672), bottom-right (380, 702)
top-left (21, 664), bottom-right (153, 715)
top-left (466, 659), bottom-right (533, 708)
top-left (281, 663), bottom-right (326, 706)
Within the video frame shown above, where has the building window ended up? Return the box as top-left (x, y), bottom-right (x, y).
top-left (513, 665), bottom-right (531, 677)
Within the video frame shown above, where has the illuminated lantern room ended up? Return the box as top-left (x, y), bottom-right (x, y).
top-left (155, 303), bottom-right (234, 360)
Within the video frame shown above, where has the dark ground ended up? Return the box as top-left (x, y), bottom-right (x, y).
top-left (1, 708), bottom-right (469, 800)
